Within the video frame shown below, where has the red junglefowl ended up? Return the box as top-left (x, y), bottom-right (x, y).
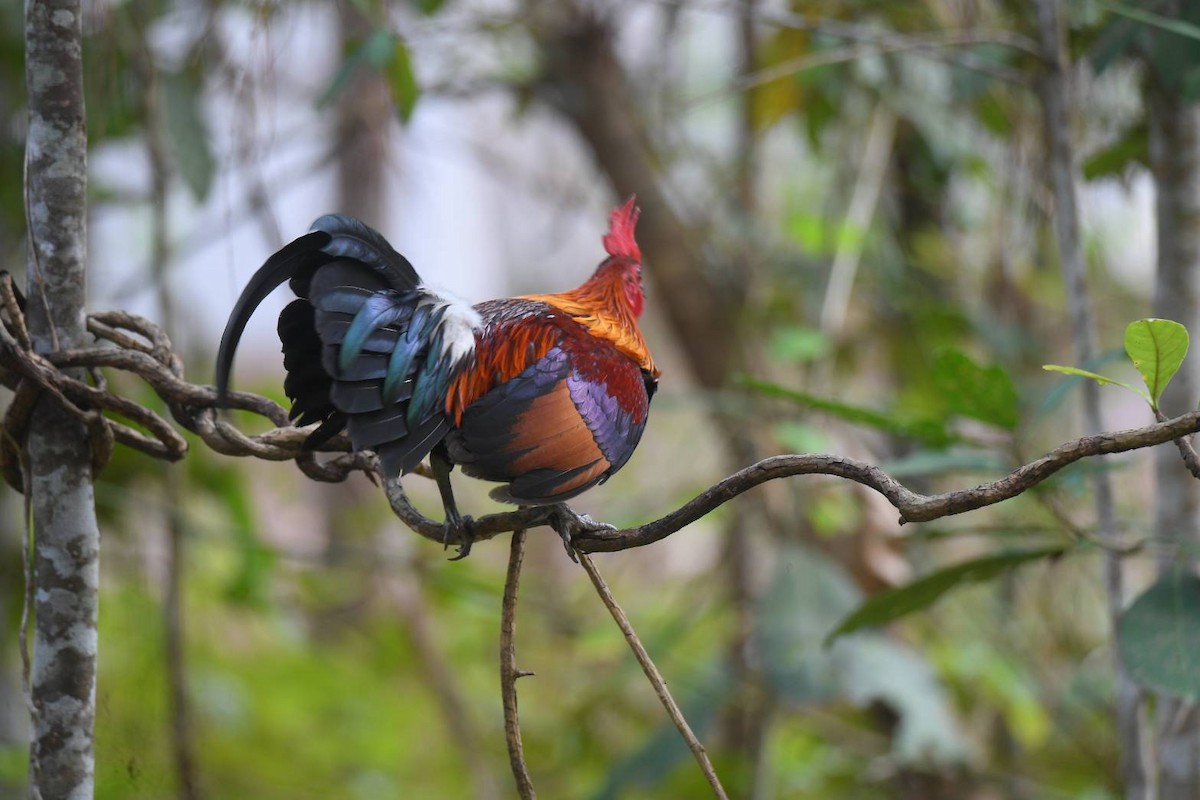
top-left (216, 197), bottom-right (659, 557)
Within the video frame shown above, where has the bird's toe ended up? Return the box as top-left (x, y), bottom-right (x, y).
top-left (444, 514), bottom-right (475, 561)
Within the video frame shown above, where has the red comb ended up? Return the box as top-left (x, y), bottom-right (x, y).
top-left (602, 195), bottom-right (641, 261)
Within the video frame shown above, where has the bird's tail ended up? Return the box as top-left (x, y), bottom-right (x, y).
top-left (216, 214), bottom-right (479, 476)
top-left (216, 215), bottom-right (419, 403)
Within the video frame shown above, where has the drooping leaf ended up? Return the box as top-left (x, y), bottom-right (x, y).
top-left (1041, 364), bottom-right (1148, 403)
top-left (932, 349), bottom-right (1020, 430)
top-left (1118, 569), bottom-right (1200, 700)
top-left (1036, 349), bottom-right (1132, 420)
top-left (1123, 318), bottom-right (1189, 410)
top-left (161, 72), bottom-right (215, 201)
top-left (825, 546), bottom-right (1068, 645)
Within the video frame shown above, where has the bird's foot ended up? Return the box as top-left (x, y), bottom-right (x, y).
top-left (443, 514), bottom-right (476, 561)
top-left (549, 505), bottom-right (617, 563)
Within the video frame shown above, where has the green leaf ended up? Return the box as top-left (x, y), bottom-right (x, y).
top-left (741, 376), bottom-right (957, 447)
top-left (1124, 318), bottom-right (1189, 410)
top-left (825, 547), bottom-right (1068, 645)
top-left (161, 73), bottom-right (215, 201)
top-left (1041, 364), bottom-right (1148, 402)
top-left (320, 30), bottom-right (421, 122)
top-left (932, 350), bottom-right (1020, 430)
top-left (973, 88), bottom-right (1013, 137)
top-left (1119, 569), bottom-right (1200, 700)
top-left (768, 325), bottom-right (830, 363)
top-left (410, 0), bottom-right (446, 14)
top-left (1036, 349), bottom-right (1131, 419)
top-left (386, 37), bottom-right (420, 122)
top-left (1082, 122), bottom-right (1148, 180)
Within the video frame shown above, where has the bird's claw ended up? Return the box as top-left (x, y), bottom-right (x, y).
top-left (550, 506), bottom-right (617, 562)
top-left (443, 514), bottom-right (475, 561)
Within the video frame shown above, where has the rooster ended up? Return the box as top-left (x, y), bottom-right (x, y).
top-left (216, 197), bottom-right (659, 557)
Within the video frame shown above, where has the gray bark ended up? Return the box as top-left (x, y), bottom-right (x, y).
top-left (1148, 71), bottom-right (1200, 800)
top-left (24, 0), bottom-right (99, 798)
top-left (1031, 1), bottom-right (1149, 797)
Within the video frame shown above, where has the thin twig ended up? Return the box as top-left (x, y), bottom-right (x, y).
top-left (500, 528), bottom-right (536, 800)
top-left (1157, 409), bottom-right (1200, 479)
top-left (576, 552), bottom-right (729, 800)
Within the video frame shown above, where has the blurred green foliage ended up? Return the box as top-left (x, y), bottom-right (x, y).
top-left (7, 0), bottom-right (1200, 798)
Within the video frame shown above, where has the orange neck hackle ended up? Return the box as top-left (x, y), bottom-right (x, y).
top-left (521, 265), bottom-right (657, 376)
top-left (521, 196), bottom-right (657, 376)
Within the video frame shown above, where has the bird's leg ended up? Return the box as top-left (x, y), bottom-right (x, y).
top-left (430, 447), bottom-right (474, 560)
top-left (548, 504), bottom-right (617, 563)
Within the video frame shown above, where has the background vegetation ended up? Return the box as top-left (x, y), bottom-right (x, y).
top-left (4, 0), bottom-right (1200, 798)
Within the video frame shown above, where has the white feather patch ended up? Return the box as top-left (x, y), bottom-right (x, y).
top-left (417, 284), bottom-right (482, 365)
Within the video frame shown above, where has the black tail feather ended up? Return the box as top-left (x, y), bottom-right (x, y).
top-left (215, 231), bottom-right (330, 405)
top-left (307, 214), bottom-right (420, 293)
top-left (216, 215), bottom-right (474, 480)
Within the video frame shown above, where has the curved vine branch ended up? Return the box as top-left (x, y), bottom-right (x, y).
top-left (3, 275), bottom-right (1199, 555)
top-left (380, 410), bottom-right (1200, 553)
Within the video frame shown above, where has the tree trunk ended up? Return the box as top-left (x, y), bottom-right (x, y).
top-left (1147, 70), bottom-right (1200, 800)
top-left (23, 1), bottom-right (100, 798)
top-left (1031, 1), bottom-right (1149, 798)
